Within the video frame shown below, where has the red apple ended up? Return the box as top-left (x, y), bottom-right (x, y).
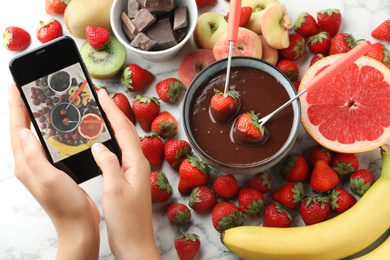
top-left (194, 12), bottom-right (228, 50)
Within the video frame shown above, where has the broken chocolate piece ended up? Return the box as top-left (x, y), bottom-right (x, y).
top-left (132, 8), bottom-right (156, 32)
top-left (130, 32), bottom-right (157, 50)
top-left (173, 30), bottom-right (186, 43)
top-left (143, 0), bottom-right (175, 13)
top-left (121, 12), bottom-right (139, 40)
top-left (127, 0), bottom-right (139, 18)
top-left (146, 17), bottom-right (177, 51)
top-left (173, 6), bottom-right (188, 31)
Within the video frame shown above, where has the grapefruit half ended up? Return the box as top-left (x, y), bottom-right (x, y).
top-left (78, 113), bottom-right (104, 140)
top-left (299, 54), bottom-right (390, 153)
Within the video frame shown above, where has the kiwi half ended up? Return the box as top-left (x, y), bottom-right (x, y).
top-left (80, 37), bottom-right (127, 80)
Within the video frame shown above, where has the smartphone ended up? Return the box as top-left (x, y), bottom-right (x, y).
top-left (9, 36), bottom-right (121, 184)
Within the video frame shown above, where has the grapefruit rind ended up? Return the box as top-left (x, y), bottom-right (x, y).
top-left (78, 113), bottom-right (104, 140)
top-left (299, 54), bottom-right (390, 153)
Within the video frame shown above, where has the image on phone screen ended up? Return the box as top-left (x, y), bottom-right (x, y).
top-left (21, 63), bottom-right (112, 163)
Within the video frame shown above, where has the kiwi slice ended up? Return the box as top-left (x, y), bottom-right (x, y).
top-left (80, 37), bottom-right (127, 80)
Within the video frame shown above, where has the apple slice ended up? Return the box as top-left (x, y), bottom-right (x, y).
top-left (213, 27), bottom-right (262, 60)
top-left (194, 12), bottom-right (229, 50)
top-left (261, 4), bottom-right (293, 49)
top-left (242, 0), bottom-right (279, 34)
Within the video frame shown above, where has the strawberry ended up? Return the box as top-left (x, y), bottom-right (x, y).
top-left (195, 0), bottom-right (217, 9)
top-left (328, 188), bottom-right (357, 213)
top-left (212, 201), bottom-right (243, 232)
top-left (121, 64), bottom-right (153, 92)
top-left (350, 169), bottom-right (375, 197)
top-left (263, 202), bottom-right (293, 227)
top-left (331, 153), bottom-right (359, 176)
top-left (110, 92), bottom-right (136, 125)
top-left (280, 153), bottom-right (310, 182)
top-left (317, 8), bottom-right (342, 38)
top-left (292, 80), bottom-right (300, 90)
top-left (371, 20), bottom-right (390, 42)
top-left (156, 78), bottom-right (184, 103)
top-left (189, 186), bottom-right (217, 212)
top-left (36, 18), bottom-right (63, 44)
top-left (300, 196), bottom-right (330, 225)
top-left (279, 33), bottom-right (306, 61)
top-left (150, 171), bottom-right (173, 203)
top-left (174, 230), bottom-right (200, 260)
top-left (365, 42), bottom-right (390, 69)
top-left (132, 95), bottom-right (160, 131)
top-left (3, 26), bottom-right (31, 51)
top-left (329, 33), bottom-right (363, 55)
top-left (308, 145), bottom-right (333, 169)
top-left (238, 187), bottom-right (265, 216)
top-left (234, 111), bottom-right (269, 145)
top-left (293, 12), bottom-right (319, 37)
top-left (210, 89), bottom-right (240, 123)
top-left (276, 60), bottom-right (299, 81)
top-left (247, 171), bottom-right (272, 193)
top-left (178, 155), bottom-right (210, 194)
top-left (213, 174), bottom-right (239, 199)
top-left (310, 160), bottom-right (339, 193)
top-left (140, 134), bottom-right (164, 166)
top-left (272, 182), bottom-right (304, 209)
top-left (309, 53), bottom-right (325, 67)
top-left (85, 25), bottom-right (110, 50)
top-left (167, 203), bottom-right (191, 226)
top-left (163, 139), bottom-right (192, 168)
top-left (226, 6), bottom-right (253, 28)
top-left (45, 0), bottom-right (70, 15)
top-left (151, 111), bottom-right (178, 139)
top-left (307, 32), bottom-right (332, 55)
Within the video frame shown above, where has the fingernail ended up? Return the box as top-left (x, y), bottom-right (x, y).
top-left (20, 129), bottom-right (30, 145)
top-left (92, 142), bottom-right (106, 153)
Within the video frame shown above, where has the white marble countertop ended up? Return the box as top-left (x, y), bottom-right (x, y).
top-left (1, 0), bottom-right (390, 259)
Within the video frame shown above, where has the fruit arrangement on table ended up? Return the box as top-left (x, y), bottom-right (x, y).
top-left (4, 0), bottom-right (390, 259)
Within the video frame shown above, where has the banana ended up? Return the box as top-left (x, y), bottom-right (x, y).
top-left (222, 144), bottom-right (390, 260)
top-left (48, 136), bottom-right (92, 156)
top-left (351, 229), bottom-right (390, 260)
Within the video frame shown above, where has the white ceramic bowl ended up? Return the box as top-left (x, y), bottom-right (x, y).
top-left (110, 0), bottom-right (197, 62)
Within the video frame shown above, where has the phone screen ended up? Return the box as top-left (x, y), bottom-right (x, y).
top-left (21, 62), bottom-right (112, 163)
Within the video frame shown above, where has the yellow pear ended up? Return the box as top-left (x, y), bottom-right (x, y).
top-left (64, 0), bottom-right (114, 39)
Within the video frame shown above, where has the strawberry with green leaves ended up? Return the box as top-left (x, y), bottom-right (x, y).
top-left (213, 174), bottom-right (239, 199)
top-left (45, 0), bottom-right (70, 15)
top-left (164, 139), bottom-right (192, 168)
top-left (365, 42), bottom-right (390, 69)
top-left (308, 145), bottom-right (333, 169)
top-left (238, 187), bottom-right (265, 216)
top-left (210, 89), bottom-right (240, 123)
top-left (178, 155), bottom-right (210, 194)
top-left (294, 12), bottom-right (319, 37)
top-left (3, 26), bottom-right (31, 51)
top-left (174, 230), bottom-right (200, 260)
top-left (350, 169), bottom-right (375, 196)
top-left (85, 25), bottom-right (111, 50)
top-left (167, 203), bottom-right (191, 226)
top-left (195, 0), bottom-right (216, 9)
top-left (276, 60), bottom-right (299, 82)
top-left (300, 196), bottom-right (331, 225)
top-left (331, 153), bottom-right (359, 176)
top-left (156, 78), bottom-right (184, 103)
top-left (371, 20), bottom-right (390, 42)
top-left (328, 188), bottom-right (357, 213)
top-left (121, 64), bottom-right (153, 92)
top-left (329, 33), bottom-right (363, 55)
top-left (234, 111), bottom-right (269, 146)
top-left (150, 171), bottom-right (173, 203)
top-left (272, 182), bottom-right (304, 209)
top-left (212, 201), bottom-right (243, 233)
top-left (226, 6), bottom-right (252, 28)
top-left (110, 92), bottom-right (136, 125)
top-left (132, 95), bottom-right (160, 131)
top-left (279, 33), bottom-right (306, 61)
top-left (309, 53), bottom-right (325, 67)
top-left (310, 160), bottom-right (340, 193)
top-left (140, 134), bottom-right (164, 166)
top-left (247, 171), bottom-right (272, 193)
top-left (317, 8), bottom-right (342, 38)
top-left (151, 111), bottom-right (178, 139)
top-left (280, 153), bottom-right (310, 182)
top-left (36, 18), bottom-right (63, 44)
top-left (307, 31), bottom-right (332, 55)
top-left (263, 203), bottom-right (293, 227)
top-left (189, 186), bottom-right (217, 212)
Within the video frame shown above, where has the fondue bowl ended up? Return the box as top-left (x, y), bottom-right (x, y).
top-left (182, 57), bottom-right (301, 175)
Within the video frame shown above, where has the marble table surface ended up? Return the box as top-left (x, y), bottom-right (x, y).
top-left (1, 0), bottom-right (390, 259)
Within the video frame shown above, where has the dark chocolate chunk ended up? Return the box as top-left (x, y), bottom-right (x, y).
top-left (146, 17), bottom-right (177, 51)
top-left (143, 0), bottom-right (175, 13)
top-left (173, 6), bottom-right (188, 31)
top-left (130, 32), bottom-right (157, 50)
top-left (121, 12), bottom-right (139, 40)
top-left (173, 30), bottom-right (186, 43)
top-left (132, 8), bottom-right (156, 32)
top-left (127, 0), bottom-right (139, 18)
